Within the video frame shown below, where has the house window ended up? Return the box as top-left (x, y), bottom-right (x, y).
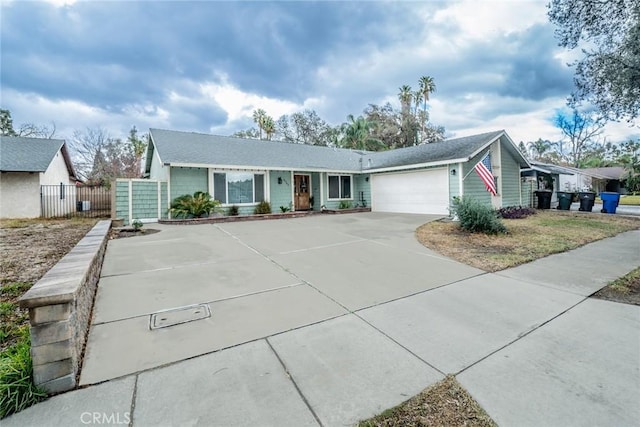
top-left (213, 172), bottom-right (266, 204)
top-left (328, 175), bottom-right (352, 199)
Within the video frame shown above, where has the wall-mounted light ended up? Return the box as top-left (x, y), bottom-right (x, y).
top-left (365, 176), bottom-right (369, 182)
top-left (277, 177), bottom-right (282, 185)
top-left (451, 169), bottom-right (457, 176)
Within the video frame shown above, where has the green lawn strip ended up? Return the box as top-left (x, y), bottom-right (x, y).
top-left (0, 328), bottom-right (47, 419)
top-left (619, 195), bottom-right (640, 205)
top-left (359, 375), bottom-right (496, 427)
top-left (592, 267), bottom-right (640, 305)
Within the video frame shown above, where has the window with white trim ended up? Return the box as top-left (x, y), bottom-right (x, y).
top-left (328, 174), bottom-right (352, 199)
top-left (212, 172), bottom-right (266, 204)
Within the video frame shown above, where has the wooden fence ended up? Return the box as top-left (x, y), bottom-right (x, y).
top-left (40, 184), bottom-right (111, 218)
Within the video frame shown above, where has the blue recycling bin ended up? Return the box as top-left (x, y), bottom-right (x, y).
top-left (600, 192), bottom-right (620, 214)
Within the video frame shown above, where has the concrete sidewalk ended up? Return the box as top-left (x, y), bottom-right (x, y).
top-left (4, 222), bottom-right (639, 426)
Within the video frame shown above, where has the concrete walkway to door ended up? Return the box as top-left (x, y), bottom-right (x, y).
top-left (4, 213), bottom-right (639, 427)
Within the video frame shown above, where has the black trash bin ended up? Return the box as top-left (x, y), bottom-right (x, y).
top-left (76, 201), bottom-right (83, 212)
top-left (578, 192), bottom-right (596, 212)
top-left (556, 191), bottom-right (574, 210)
top-left (534, 190), bottom-right (552, 209)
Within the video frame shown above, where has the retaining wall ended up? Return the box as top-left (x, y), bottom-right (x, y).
top-left (18, 220), bottom-right (111, 393)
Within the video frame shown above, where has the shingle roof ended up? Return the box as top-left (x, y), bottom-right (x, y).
top-left (0, 136), bottom-right (72, 174)
top-left (364, 130), bottom-right (507, 170)
top-left (147, 128), bottom-right (528, 173)
top-left (148, 128), bottom-right (365, 172)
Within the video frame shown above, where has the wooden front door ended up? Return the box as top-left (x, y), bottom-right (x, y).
top-left (294, 174), bottom-right (310, 210)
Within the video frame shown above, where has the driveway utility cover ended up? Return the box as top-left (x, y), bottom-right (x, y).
top-left (150, 304), bottom-right (211, 329)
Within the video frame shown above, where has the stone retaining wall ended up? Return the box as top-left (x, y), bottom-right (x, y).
top-left (18, 220), bottom-right (111, 394)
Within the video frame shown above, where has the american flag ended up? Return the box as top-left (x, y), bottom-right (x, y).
top-left (474, 152), bottom-right (497, 195)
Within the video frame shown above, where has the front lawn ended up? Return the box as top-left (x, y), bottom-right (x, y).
top-left (416, 210), bottom-right (640, 272)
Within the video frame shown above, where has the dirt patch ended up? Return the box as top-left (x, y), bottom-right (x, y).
top-left (592, 267), bottom-right (640, 305)
top-left (359, 375), bottom-right (496, 427)
top-left (0, 218), bottom-right (98, 351)
top-left (109, 228), bottom-right (160, 239)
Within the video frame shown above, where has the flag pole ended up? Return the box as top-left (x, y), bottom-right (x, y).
top-left (462, 151), bottom-right (488, 181)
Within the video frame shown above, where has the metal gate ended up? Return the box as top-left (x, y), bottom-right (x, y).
top-left (40, 184), bottom-right (111, 218)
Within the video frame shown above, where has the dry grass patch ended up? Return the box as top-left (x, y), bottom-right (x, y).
top-left (359, 375), bottom-right (496, 427)
top-left (592, 267), bottom-right (640, 305)
top-left (416, 211), bottom-right (640, 272)
top-left (0, 217), bottom-right (97, 351)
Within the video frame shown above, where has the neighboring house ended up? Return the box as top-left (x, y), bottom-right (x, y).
top-left (128, 128), bottom-right (528, 222)
top-left (582, 167), bottom-right (628, 193)
top-left (0, 136), bottom-right (77, 218)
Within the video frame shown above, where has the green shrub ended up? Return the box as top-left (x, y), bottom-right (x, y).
top-left (0, 328), bottom-right (47, 419)
top-left (131, 219), bottom-right (143, 231)
top-left (279, 206), bottom-right (290, 213)
top-left (170, 191), bottom-right (221, 219)
top-left (254, 200), bottom-right (272, 214)
top-left (227, 205), bottom-right (239, 216)
top-left (451, 197), bottom-right (507, 235)
top-left (338, 200), bottom-right (352, 209)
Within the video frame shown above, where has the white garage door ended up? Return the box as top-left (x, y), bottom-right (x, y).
top-left (371, 169), bottom-right (450, 215)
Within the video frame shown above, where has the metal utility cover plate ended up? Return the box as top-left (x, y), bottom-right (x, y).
top-left (150, 304), bottom-right (211, 330)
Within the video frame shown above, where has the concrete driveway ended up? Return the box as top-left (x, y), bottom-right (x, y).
top-left (6, 213), bottom-right (639, 427)
top-left (80, 213), bottom-right (482, 385)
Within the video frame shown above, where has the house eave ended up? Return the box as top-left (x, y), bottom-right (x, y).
top-left (365, 158), bottom-right (467, 174)
top-left (165, 162), bottom-right (363, 175)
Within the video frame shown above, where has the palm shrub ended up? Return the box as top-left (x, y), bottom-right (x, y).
top-left (170, 192), bottom-right (220, 218)
top-left (254, 200), bottom-right (272, 214)
top-left (450, 197), bottom-right (507, 235)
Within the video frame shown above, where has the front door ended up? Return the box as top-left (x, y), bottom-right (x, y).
top-left (294, 174), bottom-right (310, 210)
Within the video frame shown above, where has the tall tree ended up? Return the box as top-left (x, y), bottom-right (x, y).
top-left (339, 115), bottom-right (385, 151)
top-left (71, 127), bottom-right (140, 184)
top-left (554, 109), bottom-right (606, 167)
top-left (1, 109), bottom-right (17, 136)
top-left (262, 116), bottom-right (276, 140)
top-left (0, 108), bottom-right (56, 138)
top-left (252, 109), bottom-right (267, 139)
top-left (127, 126), bottom-right (148, 177)
top-left (397, 85), bottom-right (413, 115)
top-left (548, 0), bottom-right (640, 121)
top-left (418, 75), bottom-right (436, 114)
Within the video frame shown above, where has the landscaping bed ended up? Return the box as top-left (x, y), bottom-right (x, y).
top-left (592, 267), bottom-right (640, 305)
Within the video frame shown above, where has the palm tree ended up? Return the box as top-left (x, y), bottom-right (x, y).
top-left (252, 109), bottom-right (267, 139)
top-left (263, 116), bottom-right (275, 140)
top-left (397, 85), bottom-right (413, 115)
top-left (340, 115), bottom-right (385, 151)
top-left (418, 75), bottom-right (436, 111)
top-left (529, 138), bottom-right (553, 160)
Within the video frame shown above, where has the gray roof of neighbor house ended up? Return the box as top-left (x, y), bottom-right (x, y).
top-left (146, 128), bottom-right (529, 174)
top-left (582, 166), bottom-right (626, 180)
top-left (0, 136), bottom-right (76, 177)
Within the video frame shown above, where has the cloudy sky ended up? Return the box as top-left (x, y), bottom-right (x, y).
top-left (1, 0), bottom-right (637, 145)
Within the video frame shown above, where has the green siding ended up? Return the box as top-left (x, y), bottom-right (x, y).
top-left (131, 181), bottom-right (159, 220)
top-left (449, 164), bottom-right (460, 207)
top-left (269, 170), bottom-right (292, 212)
top-left (462, 150), bottom-right (492, 205)
top-left (170, 167), bottom-right (208, 200)
top-left (160, 182), bottom-right (169, 219)
top-left (310, 172), bottom-right (321, 211)
top-left (353, 174), bottom-right (371, 208)
top-left (114, 179), bottom-right (168, 225)
top-left (115, 180), bottom-right (130, 223)
top-left (500, 143), bottom-right (522, 206)
top-left (521, 179), bottom-right (535, 207)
